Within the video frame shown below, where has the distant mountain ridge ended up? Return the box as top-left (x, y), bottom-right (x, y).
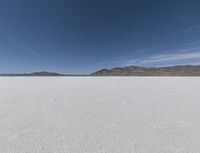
top-left (2, 65), bottom-right (200, 76)
top-left (30, 71), bottom-right (63, 76)
top-left (91, 65), bottom-right (200, 76)
top-left (0, 71), bottom-right (64, 76)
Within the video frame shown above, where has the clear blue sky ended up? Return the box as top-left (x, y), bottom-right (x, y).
top-left (0, 0), bottom-right (200, 74)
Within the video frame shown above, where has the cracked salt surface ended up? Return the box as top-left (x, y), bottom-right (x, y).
top-left (0, 77), bottom-right (200, 153)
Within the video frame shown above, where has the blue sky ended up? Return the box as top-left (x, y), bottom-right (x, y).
top-left (0, 0), bottom-right (200, 74)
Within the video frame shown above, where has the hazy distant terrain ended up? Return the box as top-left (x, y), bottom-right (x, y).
top-left (0, 71), bottom-right (64, 76)
top-left (1, 65), bottom-right (200, 76)
top-left (91, 65), bottom-right (200, 76)
top-left (0, 77), bottom-right (200, 153)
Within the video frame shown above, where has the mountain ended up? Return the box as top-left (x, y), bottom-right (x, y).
top-left (2, 65), bottom-right (200, 76)
top-left (0, 71), bottom-right (64, 76)
top-left (29, 71), bottom-right (63, 76)
top-left (91, 65), bottom-right (200, 76)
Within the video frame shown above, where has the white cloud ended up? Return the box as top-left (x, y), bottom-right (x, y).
top-left (142, 51), bottom-right (200, 63)
top-left (122, 50), bottom-right (200, 66)
top-left (182, 25), bottom-right (200, 33)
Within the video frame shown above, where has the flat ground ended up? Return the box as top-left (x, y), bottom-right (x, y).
top-left (0, 77), bottom-right (200, 153)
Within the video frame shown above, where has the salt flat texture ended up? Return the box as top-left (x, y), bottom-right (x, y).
top-left (0, 77), bottom-right (200, 153)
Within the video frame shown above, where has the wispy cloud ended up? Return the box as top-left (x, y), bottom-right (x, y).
top-left (142, 51), bottom-right (200, 63)
top-left (20, 44), bottom-right (38, 56)
top-left (182, 25), bottom-right (200, 33)
top-left (122, 59), bottom-right (141, 66)
top-left (122, 50), bottom-right (200, 66)
top-left (95, 48), bottom-right (151, 68)
top-left (3, 34), bottom-right (38, 56)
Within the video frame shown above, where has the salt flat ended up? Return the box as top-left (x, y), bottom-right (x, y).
top-left (0, 77), bottom-right (200, 153)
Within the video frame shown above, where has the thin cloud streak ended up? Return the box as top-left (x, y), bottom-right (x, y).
top-left (142, 51), bottom-right (200, 63)
top-left (123, 50), bottom-right (200, 66)
top-left (182, 25), bottom-right (200, 33)
top-left (20, 44), bottom-right (38, 56)
top-left (3, 34), bottom-right (38, 56)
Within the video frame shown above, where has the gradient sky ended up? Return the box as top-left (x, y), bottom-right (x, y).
top-left (1, 0), bottom-right (200, 74)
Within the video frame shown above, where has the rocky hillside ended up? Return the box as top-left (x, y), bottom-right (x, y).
top-left (91, 65), bottom-right (200, 76)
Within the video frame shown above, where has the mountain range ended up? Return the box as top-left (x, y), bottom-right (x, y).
top-left (1, 65), bottom-right (200, 76)
top-left (0, 71), bottom-right (64, 76)
top-left (91, 65), bottom-right (200, 76)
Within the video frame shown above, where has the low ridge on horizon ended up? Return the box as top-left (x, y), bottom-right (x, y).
top-left (1, 64), bottom-right (200, 76)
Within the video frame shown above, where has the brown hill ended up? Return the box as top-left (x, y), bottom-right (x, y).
top-left (91, 65), bottom-right (200, 76)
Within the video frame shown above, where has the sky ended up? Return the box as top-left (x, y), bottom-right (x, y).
top-left (0, 0), bottom-right (200, 74)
